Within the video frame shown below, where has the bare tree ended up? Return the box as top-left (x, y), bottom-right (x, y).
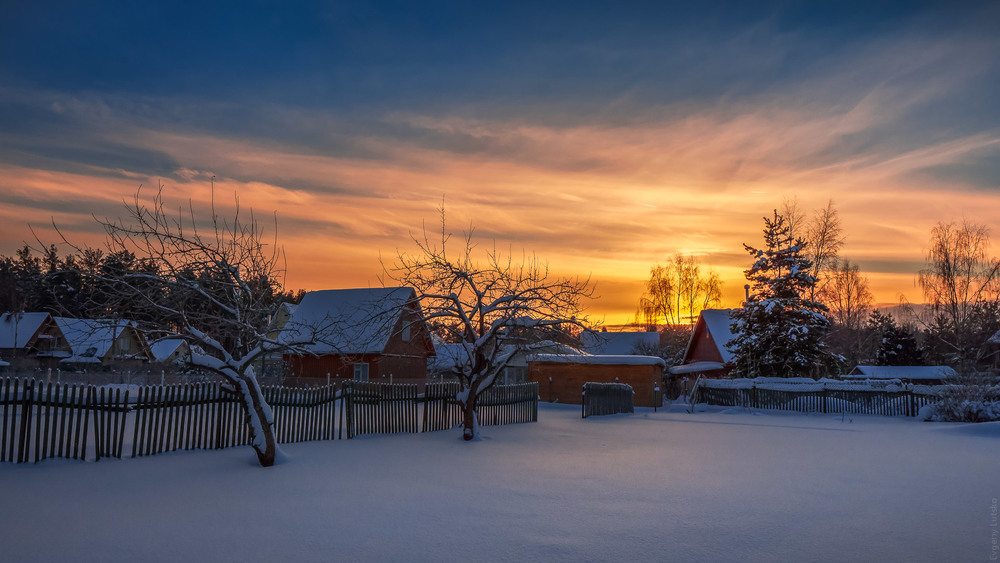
top-left (805, 200), bottom-right (846, 298)
top-left (383, 211), bottom-right (595, 440)
top-left (60, 185), bottom-right (317, 467)
top-left (818, 260), bottom-right (874, 370)
top-left (781, 198), bottom-right (846, 299)
top-left (819, 259), bottom-right (874, 331)
top-left (916, 219), bottom-right (1000, 374)
top-left (635, 254), bottom-right (722, 328)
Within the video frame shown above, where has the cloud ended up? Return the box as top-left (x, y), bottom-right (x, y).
top-left (1, 4), bottom-right (999, 323)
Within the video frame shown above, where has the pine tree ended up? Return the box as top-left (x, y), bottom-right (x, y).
top-left (727, 211), bottom-right (833, 378)
top-left (867, 310), bottom-right (924, 366)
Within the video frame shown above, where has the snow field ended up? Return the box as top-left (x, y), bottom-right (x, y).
top-left (0, 403), bottom-right (996, 562)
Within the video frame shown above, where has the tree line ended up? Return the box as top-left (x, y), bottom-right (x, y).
top-left (636, 199), bottom-right (1000, 376)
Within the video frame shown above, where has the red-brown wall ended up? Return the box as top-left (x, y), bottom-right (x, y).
top-left (282, 300), bottom-right (435, 389)
top-left (528, 361), bottom-right (663, 407)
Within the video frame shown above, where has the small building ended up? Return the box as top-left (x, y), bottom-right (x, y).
top-left (149, 338), bottom-right (191, 365)
top-left (580, 331), bottom-right (660, 355)
top-left (0, 312), bottom-right (63, 362)
top-left (53, 317), bottom-right (151, 367)
top-left (845, 365), bottom-right (958, 385)
top-left (668, 309), bottom-right (735, 379)
top-left (279, 287), bottom-right (435, 387)
top-left (527, 354), bottom-right (666, 407)
top-left (431, 339), bottom-right (581, 385)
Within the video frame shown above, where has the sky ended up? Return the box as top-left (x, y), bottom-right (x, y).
top-left (1, 1), bottom-right (999, 325)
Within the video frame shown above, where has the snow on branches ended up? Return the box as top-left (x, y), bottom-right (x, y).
top-left (727, 210), bottom-right (834, 378)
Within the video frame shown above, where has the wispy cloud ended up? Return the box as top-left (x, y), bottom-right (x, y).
top-left (1, 3), bottom-right (998, 321)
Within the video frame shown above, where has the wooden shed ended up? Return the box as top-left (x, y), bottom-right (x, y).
top-left (527, 354), bottom-right (666, 407)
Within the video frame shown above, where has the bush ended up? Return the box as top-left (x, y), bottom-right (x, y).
top-left (923, 381), bottom-right (1000, 422)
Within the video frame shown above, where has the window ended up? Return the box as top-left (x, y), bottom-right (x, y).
top-left (116, 333), bottom-right (132, 354)
top-left (353, 362), bottom-right (370, 381)
top-left (401, 325), bottom-right (411, 342)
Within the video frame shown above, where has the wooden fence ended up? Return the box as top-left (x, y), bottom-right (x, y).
top-left (475, 382), bottom-right (538, 426)
top-left (423, 381), bottom-right (462, 432)
top-left (341, 381), bottom-right (419, 439)
top-left (693, 381), bottom-right (941, 417)
top-left (0, 378), bottom-right (540, 464)
top-left (581, 382), bottom-right (635, 418)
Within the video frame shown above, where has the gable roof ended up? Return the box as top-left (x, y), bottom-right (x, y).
top-left (0, 312), bottom-right (53, 350)
top-left (580, 331), bottom-right (659, 355)
top-left (149, 338), bottom-right (189, 362)
top-left (693, 309), bottom-right (736, 364)
top-left (54, 317), bottom-right (145, 363)
top-left (279, 287), bottom-right (418, 355)
top-left (846, 365), bottom-right (957, 380)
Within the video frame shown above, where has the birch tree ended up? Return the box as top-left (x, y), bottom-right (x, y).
top-left (635, 254), bottom-right (722, 328)
top-left (917, 220), bottom-right (1000, 374)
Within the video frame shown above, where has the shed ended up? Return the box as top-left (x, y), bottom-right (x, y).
top-left (580, 331), bottom-right (659, 355)
top-left (149, 338), bottom-right (191, 365)
top-left (527, 354), bottom-right (666, 407)
top-left (668, 309), bottom-right (735, 378)
top-left (845, 365), bottom-right (957, 385)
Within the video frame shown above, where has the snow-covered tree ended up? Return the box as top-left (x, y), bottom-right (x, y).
top-left (727, 211), bottom-right (833, 378)
top-left (383, 210), bottom-right (594, 440)
top-left (60, 185), bottom-right (315, 467)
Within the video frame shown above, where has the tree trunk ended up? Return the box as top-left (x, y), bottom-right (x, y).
top-left (461, 391), bottom-right (478, 441)
top-left (237, 375), bottom-right (278, 467)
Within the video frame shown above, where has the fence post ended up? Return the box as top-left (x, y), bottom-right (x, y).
top-left (17, 380), bottom-right (34, 463)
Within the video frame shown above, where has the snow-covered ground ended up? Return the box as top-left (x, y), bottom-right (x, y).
top-left (1, 403), bottom-right (996, 562)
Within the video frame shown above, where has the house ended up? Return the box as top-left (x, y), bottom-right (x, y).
top-left (580, 331), bottom-right (660, 355)
top-left (845, 365), bottom-right (958, 385)
top-left (431, 338), bottom-right (581, 385)
top-left (149, 338), bottom-right (191, 365)
top-left (53, 317), bottom-right (151, 367)
top-left (278, 287), bottom-right (435, 387)
top-left (668, 309), bottom-right (735, 379)
top-left (0, 312), bottom-right (62, 362)
top-left (527, 354), bottom-right (666, 407)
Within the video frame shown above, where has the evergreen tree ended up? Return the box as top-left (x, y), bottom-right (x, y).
top-left (867, 309), bottom-right (923, 366)
top-left (727, 211), bottom-right (833, 378)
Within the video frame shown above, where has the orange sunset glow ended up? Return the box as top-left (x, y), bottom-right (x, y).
top-left (1, 3), bottom-right (998, 325)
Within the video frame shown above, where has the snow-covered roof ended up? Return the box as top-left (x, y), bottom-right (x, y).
top-left (54, 317), bottom-right (140, 362)
top-left (431, 339), bottom-right (581, 372)
top-left (528, 354), bottom-right (666, 367)
top-left (0, 312), bottom-right (52, 349)
top-left (668, 360), bottom-right (724, 375)
top-left (846, 366), bottom-right (957, 380)
top-left (580, 331), bottom-right (659, 355)
top-left (699, 309), bottom-right (736, 364)
top-left (149, 338), bottom-right (189, 362)
top-left (279, 287), bottom-right (417, 355)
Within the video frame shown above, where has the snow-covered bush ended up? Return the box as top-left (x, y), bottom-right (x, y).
top-left (923, 382), bottom-right (1000, 422)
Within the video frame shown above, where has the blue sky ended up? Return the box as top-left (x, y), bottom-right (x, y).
top-left (1, 1), bottom-right (998, 321)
